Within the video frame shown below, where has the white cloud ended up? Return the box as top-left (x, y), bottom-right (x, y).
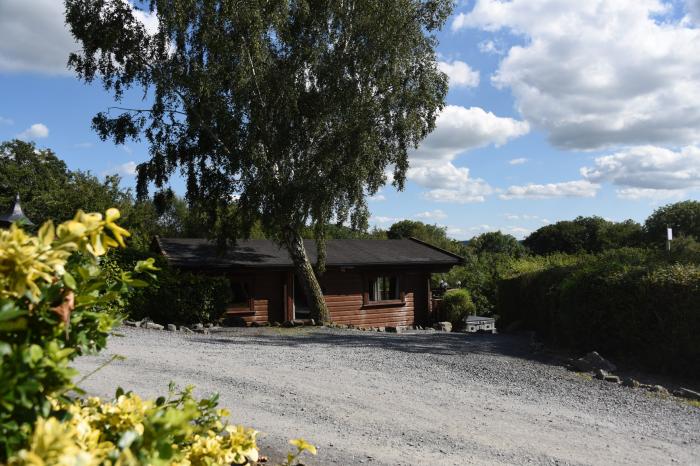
top-left (616, 188), bottom-right (688, 201)
top-left (372, 215), bottom-right (402, 224)
top-left (0, 116), bottom-right (13, 125)
top-left (415, 209), bottom-right (448, 220)
top-left (438, 60), bottom-right (480, 88)
top-left (504, 213), bottom-right (544, 221)
top-left (368, 193), bottom-right (386, 202)
top-left (509, 157), bottom-right (528, 165)
top-left (581, 145), bottom-right (700, 198)
top-left (132, 8), bottom-right (159, 36)
top-left (0, 0), bottom-right (77, 74)
top-left (406, 105), bottom-right (526, 203)
top-left (411, 105), bottom-right (530, 162)
top-left (408, 162), bottom-right (494, 203)
top-left (104, 161), bottom-right (138, 177)
top-left (0, 0), bottom-right (158, 75)
top-left (454, 0), bottom-right (700, 150)
top-left (500, 180), bottom-right (600, 200)
top-left (17, 123), bottom-right (49, 140)
top-left (478, 40), bottom-right (503, 55)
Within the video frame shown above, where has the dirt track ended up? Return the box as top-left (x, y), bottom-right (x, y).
top-left (73, 326), bottom-right (700, 465)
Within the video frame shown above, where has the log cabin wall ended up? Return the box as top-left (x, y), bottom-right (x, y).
top-left (224, 268), bottom-right (433, 328)
top-left (321, 270), bottom-right (431, 328)
top-left (225, 271), bottom-right (285, 325)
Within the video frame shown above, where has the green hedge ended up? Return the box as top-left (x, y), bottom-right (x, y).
top-left (127, 267), bottom-right (233, 325)
top-left (498, 250), bottom-right (700, 376)
top-left (105, 248), bottom-right (233, 325)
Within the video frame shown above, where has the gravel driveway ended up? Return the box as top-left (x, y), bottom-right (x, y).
top-left (73, 326), bottom-right (699, 465)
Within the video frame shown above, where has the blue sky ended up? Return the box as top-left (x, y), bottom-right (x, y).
top-left (2, 0), bottom-right (700, 239)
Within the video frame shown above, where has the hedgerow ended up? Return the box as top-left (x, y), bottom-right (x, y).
top-left (498, 249), bottom-right (700, 376)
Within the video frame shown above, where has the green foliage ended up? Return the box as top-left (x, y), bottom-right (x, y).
top-left (9, 386), bottom-right (261, 466)
top-left (0, 140), bottom-right (129, 225)
top-left (388, 220), bottom-right (463, 254)
top-left (65, 0), bottom-right (452, 254)
top-left (440, 289), bottom-right (475, 327)
top-left (645, 200), bottom-right (700, 246)
top-left (0, 210), bottom-right (157, 459)
top-left (126, 263), bottom-right (233, 325)
top-left (498, 249), bottom-right (700, 376)
top-left (466, 231), bottom-right (527, 258)
top-left (523, 216), bottom-right (643, 255)
top-left (0, 211), bottom-right (315, 464)
top-left (443, 252), bottom-right (514, 316)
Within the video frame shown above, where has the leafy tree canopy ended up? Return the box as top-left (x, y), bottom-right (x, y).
top-left (466, 231), bottom-right (527, 258)
top-left (523, 216), bottom-right (643, 255)
top-left (0, 139), bottom-right (129, 224)
top-left (387, 220), bottom-right (460, 253)
top-left (644, 200), bottom-right (700, 245)
top-left (65, 0), bottom-right (454, 321)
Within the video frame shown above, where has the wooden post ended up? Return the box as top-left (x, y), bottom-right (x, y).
top-left (285, 271), bottom-right (294, 321)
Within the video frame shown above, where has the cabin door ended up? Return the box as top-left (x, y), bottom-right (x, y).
top-left (293, 275), bottom-right (311, 319)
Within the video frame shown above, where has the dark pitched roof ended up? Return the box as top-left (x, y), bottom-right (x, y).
top-left (155, 237), bottom-right (463, 270)
top-left (0, 194), bottom-right (34, 227)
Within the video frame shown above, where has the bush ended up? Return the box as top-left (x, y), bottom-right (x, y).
top-left (0, 209), bottom-right (156, 458)
top-left (497, 249), bottom-right (700, 376)
top-left (440, 289), bottom-right (476, 328)
top-left (0, 209), bottom-right (315, 464)
top-left (127, 265), bottom-right (233, 325)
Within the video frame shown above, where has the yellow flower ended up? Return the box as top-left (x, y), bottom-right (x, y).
top-left (0, 208), bottom-right (130, 301)
top-left (289, 438), bottom-right (317, 455)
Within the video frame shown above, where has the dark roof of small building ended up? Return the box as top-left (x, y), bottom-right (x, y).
top-left (0, 195), bottom-right (34, 227)
top-left (155, 237), bottom-right (463, 270)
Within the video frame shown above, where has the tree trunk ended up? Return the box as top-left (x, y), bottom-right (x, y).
top-left (283, 229), bottom-right (330, 323)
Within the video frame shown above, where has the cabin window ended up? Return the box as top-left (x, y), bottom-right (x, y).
top-left (368, 276), bottom-right (400, 302)
top-left (228, 280), bottom-right (253, 313)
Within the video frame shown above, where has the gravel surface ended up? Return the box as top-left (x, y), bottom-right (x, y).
top-left (73, 326), bottom-right (699, 465)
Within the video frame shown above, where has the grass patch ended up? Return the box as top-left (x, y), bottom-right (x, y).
top-left (683, 398), bottom-right (700, 409)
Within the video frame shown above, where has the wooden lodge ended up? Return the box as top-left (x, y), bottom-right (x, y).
top-left (154, 237), bottom-right (463, 328)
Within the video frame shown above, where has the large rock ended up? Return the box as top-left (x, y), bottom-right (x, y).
top-left (123, 320), bottom-right (141, 327)
top-left (179, 326), bottom-right (194, 334)
top-left (622, 377), bottom-right (641, 388)
top-left (572, 351), bottom-right (616, 372)
top-left (434, 322), bottom-right (452, 332)
top-left (143, 322), bottom-right (164, 330)
top-left (649, 385), bottom-right (670, 396)
top-left (166, 324), bottom-right (177, 331)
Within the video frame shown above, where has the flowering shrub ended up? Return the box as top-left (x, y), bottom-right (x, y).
top-left (9, 387), bottom-right (260, 466)
top-left (0, 209), bottom-right (316, 464)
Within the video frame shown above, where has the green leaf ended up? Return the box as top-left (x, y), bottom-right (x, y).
top-left (62, 271), bottom-right (77, 289)
top-left (0, 301), bottom-right (26, 322)
top-left (127, 279), bottom-right (149, 288)
top-left (28, 344), bottom-right (43, 362)
top-left (0, 318), bottom-right (27, 332)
